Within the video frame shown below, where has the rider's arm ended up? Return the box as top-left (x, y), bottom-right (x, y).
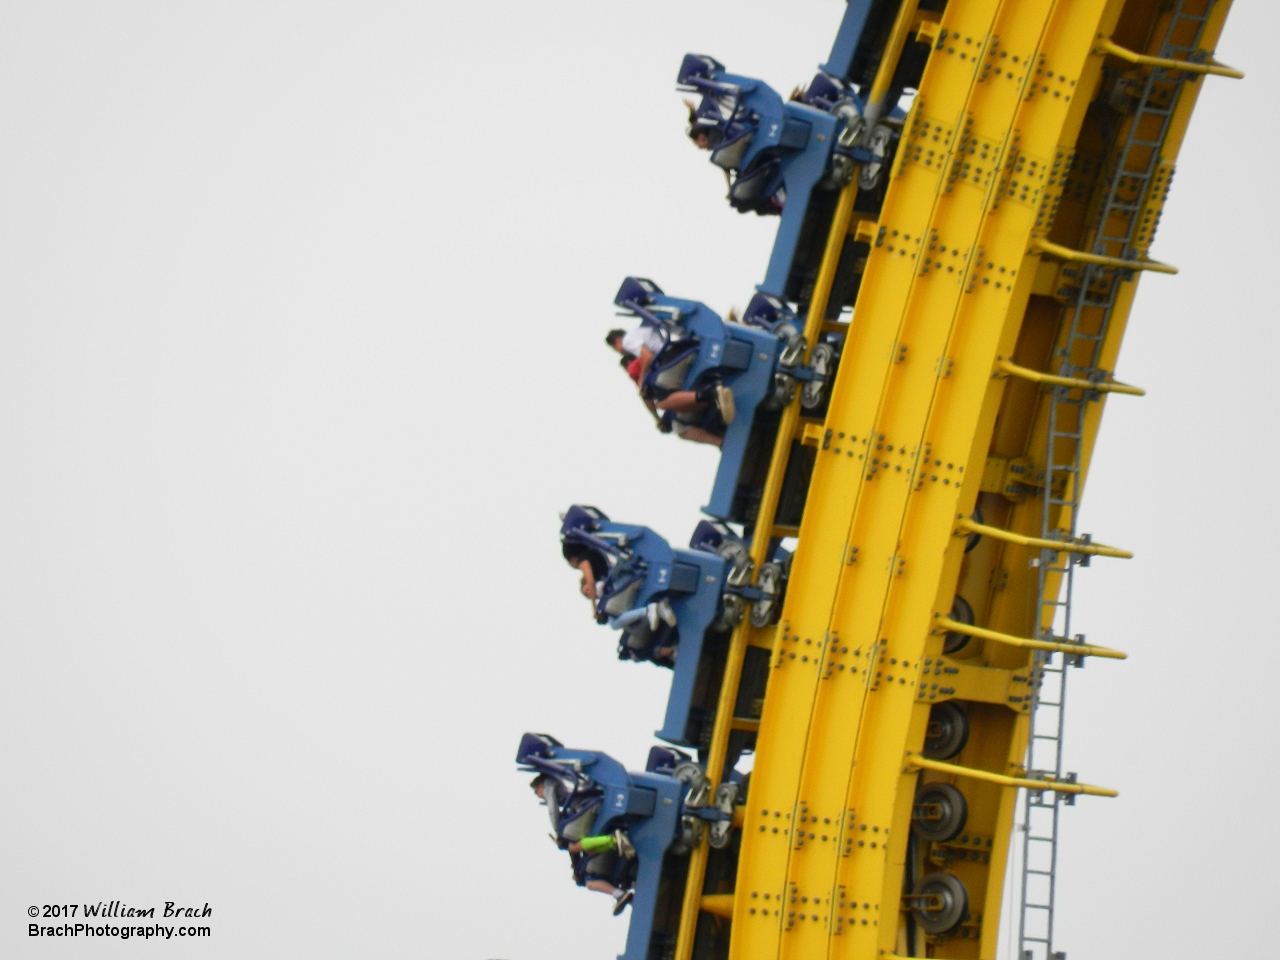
top-left (636, 346), bottom-right (655, 383)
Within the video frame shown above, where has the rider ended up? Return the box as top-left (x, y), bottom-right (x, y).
top-left (531, 773), bottom-right (636, 914)
top-left (559, 507), bottom-right (679, 666)
top-left (606, 328), bottom-right (735, 447)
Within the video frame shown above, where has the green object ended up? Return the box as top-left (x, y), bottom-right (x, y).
top-left (580, 834), bottom-right (616, 854)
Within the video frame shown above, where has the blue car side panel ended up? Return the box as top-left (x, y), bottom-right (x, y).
top-left (622, 526), bottom-right (728, 747)
top-left (656, 547), bottom-right (725, 746)
top-left (608, 771), bottom-right (682, 960)
top-left (704, 324), bottom-right (779, 520)
top-left (759, 102), bottom-right (837, 299)
top-left (589, 517), bottom-right (729, 748)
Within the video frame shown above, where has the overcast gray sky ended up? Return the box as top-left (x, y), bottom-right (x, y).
top-left (1, 2), bottom-right (1274, 958)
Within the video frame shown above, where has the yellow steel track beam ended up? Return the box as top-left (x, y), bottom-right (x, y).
top-left (730, 2), bottom-right (966, 957)
top-left (1094, 34), bottom-right (1243, 78)
top-left (671, 182), bottom-right (859, 960)
top-left (933, 616), bottom-right (1128, 660)
top-left (907, 756), bottom-right (1118, 797)
top-left (994, 358), bottom-right (1145, 396)
top-left (772, 1), bottom-right (1067, 958)
top-left (954, 516), bottom-right (1133, 558)
top-left (825, 1), bottom-right (1138, 956)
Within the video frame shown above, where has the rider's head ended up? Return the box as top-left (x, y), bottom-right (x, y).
top-left (684, 99), bottom-right (714, 151)
top-left (530, 774), bottom-right (549, 799)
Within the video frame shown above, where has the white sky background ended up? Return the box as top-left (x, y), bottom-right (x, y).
top-left (0, 2), bottom-right (1274, 958)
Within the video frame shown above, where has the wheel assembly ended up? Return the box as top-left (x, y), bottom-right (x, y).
top-left (965, 507), bottom-right (984, 553)
top-left (944, 594), bottom-right (974, 654)
top-left (922, 701), bottom-right (969, 760)
top-left (911, 782), bottom-right (968, 843)
top-left (910, 872), bottom-right (969, 934)
top-left (800, 342), bottom-right (835, 409)
top-left (750, 560), bottom-right (784, 627)
top-left (673, 761), bottom-right (708, 808)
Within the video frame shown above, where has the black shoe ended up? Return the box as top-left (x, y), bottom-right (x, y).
top-left (612, 889), bottom-right (635, 916)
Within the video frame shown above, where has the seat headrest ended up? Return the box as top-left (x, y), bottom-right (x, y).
top-left (803, 71), bottom-right (848, 109)
top-left (516, 732), bottom-right (562, 764)
top-left (678, 53), bottom-right (724, 85)
top-left (614, 276), bottom-right (662, 310)
top-left (560, 504), bottom-right (607, 538)
top-left (743, 291), bottom-right (794, 329)
top-left (646, 745), bottom-right (691, 775)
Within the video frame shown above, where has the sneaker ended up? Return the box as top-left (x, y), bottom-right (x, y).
top-left (656, 598), bottom-right (677, 627)
top-left (612, 889), bottom-right (635, 916)
top-left (647, 602), bottom-right (660, 632)
top-left (715, 385), bottom-right (736, 425)
top-left (615, 829), bottom-right (637, 859)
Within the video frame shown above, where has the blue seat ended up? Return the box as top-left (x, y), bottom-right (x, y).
top-left (614, 279), bottom-right (833, 524)
top-left (561, 507), bottom-right (792, 747)
top-left (561, 506), bottom-right (730, 747)
top-left (677, 13), bottom-right (913, 302)
top-left (516, 733), bottom-right (702, 960)
top-left (677, 55), bottom-right (839, 301)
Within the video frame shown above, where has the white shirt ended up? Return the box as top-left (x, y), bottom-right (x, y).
top-left (622, 325), bottom-right (664, 358)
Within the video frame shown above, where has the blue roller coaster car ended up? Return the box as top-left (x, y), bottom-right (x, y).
top-left (678, 53), bottom-right (842, 303)
top-left (614, 277), bottom-right (835, 525)
top-left (560, 505), bottom-right (788, 748)
top-left (677, 0), bottom-right (919, 304)
top-left (517, 733), bottom-right (746, 960)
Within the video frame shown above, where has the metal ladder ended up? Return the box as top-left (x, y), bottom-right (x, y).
top-left (1017, 4), bottom-right (1219, 959)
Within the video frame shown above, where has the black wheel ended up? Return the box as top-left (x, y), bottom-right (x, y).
top-left (965, 507), bottom-right (984, 553)
top-left (923, 702), bottom-right (969, 760)
top-left (911, 783), bottom-right (968, 843)
top-left (944, 595), bottom-right (974, 654)
top-left (911, 872), bottom-right (968, 934)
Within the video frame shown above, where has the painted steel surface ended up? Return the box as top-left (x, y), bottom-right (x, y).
top-left (537, 1), bottom-right (1240, 958)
